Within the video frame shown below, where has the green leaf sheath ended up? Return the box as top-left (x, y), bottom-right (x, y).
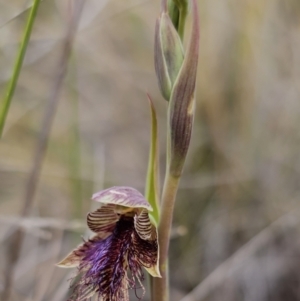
top-left (145, 94), bottom-right (160, 225)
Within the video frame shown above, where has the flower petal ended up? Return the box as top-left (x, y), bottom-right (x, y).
top-left (144, 257), bottom-right (161, 278)
top-left (56, 233), bottom-right (110, 268)
top-left (92, 186), bottom-right (153, 211)
top-left (56, 250), bottom-right (81, 268)
top-left (87, 204), bottom-right (119, 233)
top-left (134, 210), bottom-right (153, 240)
top-left (132, 228), bottom-right (161, 278)
top-left (69, 216), bottom-right (134, 301)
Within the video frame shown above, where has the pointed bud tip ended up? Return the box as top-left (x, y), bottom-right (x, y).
top-left (154, 12), bottom-right (184, 101)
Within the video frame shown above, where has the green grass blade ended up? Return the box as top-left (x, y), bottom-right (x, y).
top-left (68, 55), bottom-right (83, 219)
top-left (0, 0), bottom-right (41, 138)
top-left (145, 94), bottom-right (160, 225)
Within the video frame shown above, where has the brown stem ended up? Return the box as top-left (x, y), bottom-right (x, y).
top-left (152, 172), bottom-right (180, 301)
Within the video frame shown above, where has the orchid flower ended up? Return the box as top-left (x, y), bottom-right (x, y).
top-left (57, 186), bottom-right (160, 301)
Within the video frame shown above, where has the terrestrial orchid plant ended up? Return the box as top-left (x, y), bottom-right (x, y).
top-left (57, 0), bottom-right (199, 300)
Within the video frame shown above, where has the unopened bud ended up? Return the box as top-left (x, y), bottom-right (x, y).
top-left (169, 0), bottom-right (199, 177)
top-left (167, 0), bottom-right (179, 30)
top-left (167, 0), bottom-right (189, 37)
top-left (154, 12), bottom-right (184, 101)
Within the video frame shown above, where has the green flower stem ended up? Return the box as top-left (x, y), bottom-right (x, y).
top-left (152, 170), bottom-right (180, 301)
top-left (0, 0), bottom-right (41, 138)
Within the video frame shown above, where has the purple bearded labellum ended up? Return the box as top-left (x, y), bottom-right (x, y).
top-left (57, 186), bottom-right (161, 301)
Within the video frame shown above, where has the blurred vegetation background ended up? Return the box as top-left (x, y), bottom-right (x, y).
top-left (0, 0), bottom-right (300, 300)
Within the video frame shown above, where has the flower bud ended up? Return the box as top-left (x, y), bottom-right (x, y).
top-left (154, 12), bottom-right (184, 101)
top-left (167, 0), bottom-right (180, 31)
top-left (169, 0), bottom-right (199, 177)
top-left (167, 0), bottom-right (189, 37)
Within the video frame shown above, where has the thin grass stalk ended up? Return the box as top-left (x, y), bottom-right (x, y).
top-left (0, 0), bottom-right (41, 138)
top-left (68, 55), bottom-right (83, 219)
top-left (1, 3), bottom-right (84, 300)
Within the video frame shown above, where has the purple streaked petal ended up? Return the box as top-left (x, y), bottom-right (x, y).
top-left (56, 250), bottom-right (81, 268)
top-left (131, 228), bottom-right (161, 278)
top-left (58, 212), bottom-right (159, 300)
top-left (56, 233), bottom-right (109, 268)
top-left (92, 186), bottom-right (153, 211)
top-left (87, 204), bottom-right (119, 233)
top-left (68, 216), bottom-right (139, 301)
top-left (134, 210), bottom-right (153, 240)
